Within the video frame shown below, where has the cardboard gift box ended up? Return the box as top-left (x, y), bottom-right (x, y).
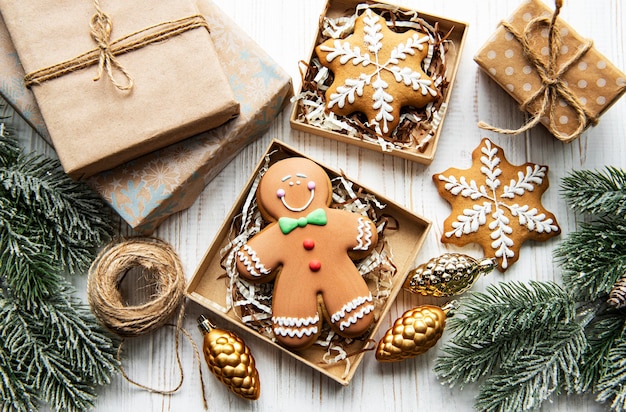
top-left (0, 0), bottom-right (240, 179)
top-left (474, 0), bottom-right (626, 142)
top-left (186, 140), bottom-right (431, 385)
top-left (87, 0), bottom-right (292, 233)
top-left (290, 0), bottom-right (467, 164)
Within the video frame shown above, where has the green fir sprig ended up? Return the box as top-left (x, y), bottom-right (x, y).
top-left (560, 167), bottom-right (626, 218)
top-left (435, 281), bottom-right (586, 411)
top-left (559, 167), bottom-right (626, 411)
top-left (556, 168), bottom-right (626, 301)
top-left (0, 106), bottom-right (118, 412)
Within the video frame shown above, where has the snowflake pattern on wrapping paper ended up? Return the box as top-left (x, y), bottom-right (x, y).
top-left (315, 8), bottom-right (437, 137)
top-left (433, 138), bottom-right (561, 271)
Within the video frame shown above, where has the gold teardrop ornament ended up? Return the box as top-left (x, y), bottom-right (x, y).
top-left (198, 315), bottom-right (260, 400)
top-left (403, 253), bottom-right (497, 297)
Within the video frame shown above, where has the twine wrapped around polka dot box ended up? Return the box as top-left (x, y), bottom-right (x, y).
top-left (474, 0), bottom-right (626, 142)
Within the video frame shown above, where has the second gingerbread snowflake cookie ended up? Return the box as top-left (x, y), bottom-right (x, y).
top-left (315, 8), bottom-right (438, 138)
top-left (433, 138), bottom-right (560, 271)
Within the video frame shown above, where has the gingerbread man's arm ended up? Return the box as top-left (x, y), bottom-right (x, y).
top-left (236, 225), bottom-right (283, 282)
top-left (330, 209), bottom-right (378, 255)
top-left (353, 214), bottom-right (378, 253)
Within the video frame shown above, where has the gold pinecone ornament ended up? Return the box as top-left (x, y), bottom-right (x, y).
top-left (375, 305), bottom-right (447, 362)
top-left (198, 315), bottom-right (260, 400)
top-left (404, 253), bottom-right (497, 297)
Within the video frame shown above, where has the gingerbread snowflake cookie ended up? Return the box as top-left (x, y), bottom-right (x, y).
top-left (433, 138), bottom-right (560, 271)
top-left (315, 8), bottom-right (438, 138)
top-left (236, 157), bottom-right (378, 350)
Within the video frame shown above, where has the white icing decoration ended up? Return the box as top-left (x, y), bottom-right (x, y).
top-left (272, 314), bottom-right (319, 328)
top-left (354, 217), bottom-right (373, 250)
top-left (500, 165), bottom-right (546, 199)
top-left (272, 314), bottom-right (320, 338)
top-left (437, 139), bottom-right (559, 269)
top-left (338, 304), bottom-right (375, 331)
top-left (320, 8), bottom-right (436, 136)
top-left (237, 245), bottom-right (271, 277)
top-left (280, 176), bottom-right (316, 212)
top-left (330, 294), bottom-right (373, 324)
top-left (273, 326), bottom-right (319, 338)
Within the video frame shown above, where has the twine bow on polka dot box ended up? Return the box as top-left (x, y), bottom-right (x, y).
top-left (474, 0), bottom-right (626, 143)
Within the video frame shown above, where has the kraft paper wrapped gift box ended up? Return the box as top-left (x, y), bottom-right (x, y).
top-left (290, 0), bottom-right (467, 165)
top-left (474, 0), bottom-right (626, 142)
top-left (87, 0), bottom-right (293, 233)
top-left (186, 140), bottom-right (431, 385)
top-left (0, 0), bottom-right (240, 179)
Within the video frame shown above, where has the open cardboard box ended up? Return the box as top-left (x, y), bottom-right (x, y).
top-left (290, 0), bottom-right (468, 164)
top-left (186, 140), bottom-right (431, 385)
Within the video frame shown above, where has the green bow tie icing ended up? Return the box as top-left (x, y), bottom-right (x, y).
top-left (278, 208), bottom-right (328, 234)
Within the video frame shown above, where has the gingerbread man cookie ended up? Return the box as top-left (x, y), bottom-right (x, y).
top-left (236, 157), bottom-right (378, 350)
top-left (315, 8), bottom-right (438, 138)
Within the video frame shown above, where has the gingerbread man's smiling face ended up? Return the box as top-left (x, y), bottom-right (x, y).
top-left (257, 158), bottom-right (332, 221)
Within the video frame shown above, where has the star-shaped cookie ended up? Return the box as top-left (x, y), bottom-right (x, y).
top-left (432, 138), bottom-right (560, 271)
top-left (315, 8), bottom-right (437, 137)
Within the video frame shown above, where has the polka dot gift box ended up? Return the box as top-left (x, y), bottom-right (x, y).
top-left (474, 0), bottom-right (626, 142)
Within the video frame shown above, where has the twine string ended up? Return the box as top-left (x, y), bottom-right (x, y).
top-left (90, 0), bottom-right (133, 90)
top-left (23, 0), bottom-right (210, 91)
top-left (478, 0), bottom-right (597, 140)
top-left (87, 237), bottom-right (207, 409)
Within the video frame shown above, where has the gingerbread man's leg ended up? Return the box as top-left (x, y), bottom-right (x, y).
top-left (271, 272), bottom-right (321, 350)
top-left (322, 267), bottom-right (375, 338)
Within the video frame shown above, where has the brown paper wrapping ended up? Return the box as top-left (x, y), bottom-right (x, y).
top-left (474, 0), bottom-right (626, 142)
top-left (0, 0), bottom-right (239, 179)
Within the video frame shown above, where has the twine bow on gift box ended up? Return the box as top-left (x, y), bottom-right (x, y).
top-left (23, 0), bottom-right (211, 92)
top-left (478, 0), bottom-right (597, 141)
top-left (89, 0), bottom-right (134, 90)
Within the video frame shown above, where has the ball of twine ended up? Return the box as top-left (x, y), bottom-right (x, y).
top-left (87, 237), bottom-right (208, 407)
top-left (87, 237), bottom-right (185, 337)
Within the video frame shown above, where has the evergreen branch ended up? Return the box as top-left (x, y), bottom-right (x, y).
top-left (0, 122), bottom-right (20, 167)
top-left (561, 167), bottom-right (626, 219)
top-left (556, 221), bottom-right (626, 301)
top-left (38, 288), bottom-right (119, 385)
top-left (0, 105), bottom-right (118, 410)
top-left (446, 281), bottom-right (576, 342)
top-left (0, 153), bottom-right (112, 275)
top-left (1, 296), bottom-right (117, 412)
top-left (0, 342), bottom-right (37, 412)
top-left (0, 198), bottom-right (66, 302)
top-left (435, 336), bottom-right (518, 388)
top-left (577, 313), bottom-right (625, 393)
top-left (1, 256), bottom-right (65, 304)
top-left (435, 281), bottom-right (585, 411)
top-left (475, 322), bottom-right (586, 412)
top-left (596, 334), bottom-right (626, 412)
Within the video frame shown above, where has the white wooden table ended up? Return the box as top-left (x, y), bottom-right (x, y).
top-left (15, 0), bottom-right (626, 410)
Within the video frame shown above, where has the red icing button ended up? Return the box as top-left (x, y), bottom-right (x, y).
top-left (309, 260), bottom-right (321, 272)
top-left (303, 239), bottom-right (315, 250)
